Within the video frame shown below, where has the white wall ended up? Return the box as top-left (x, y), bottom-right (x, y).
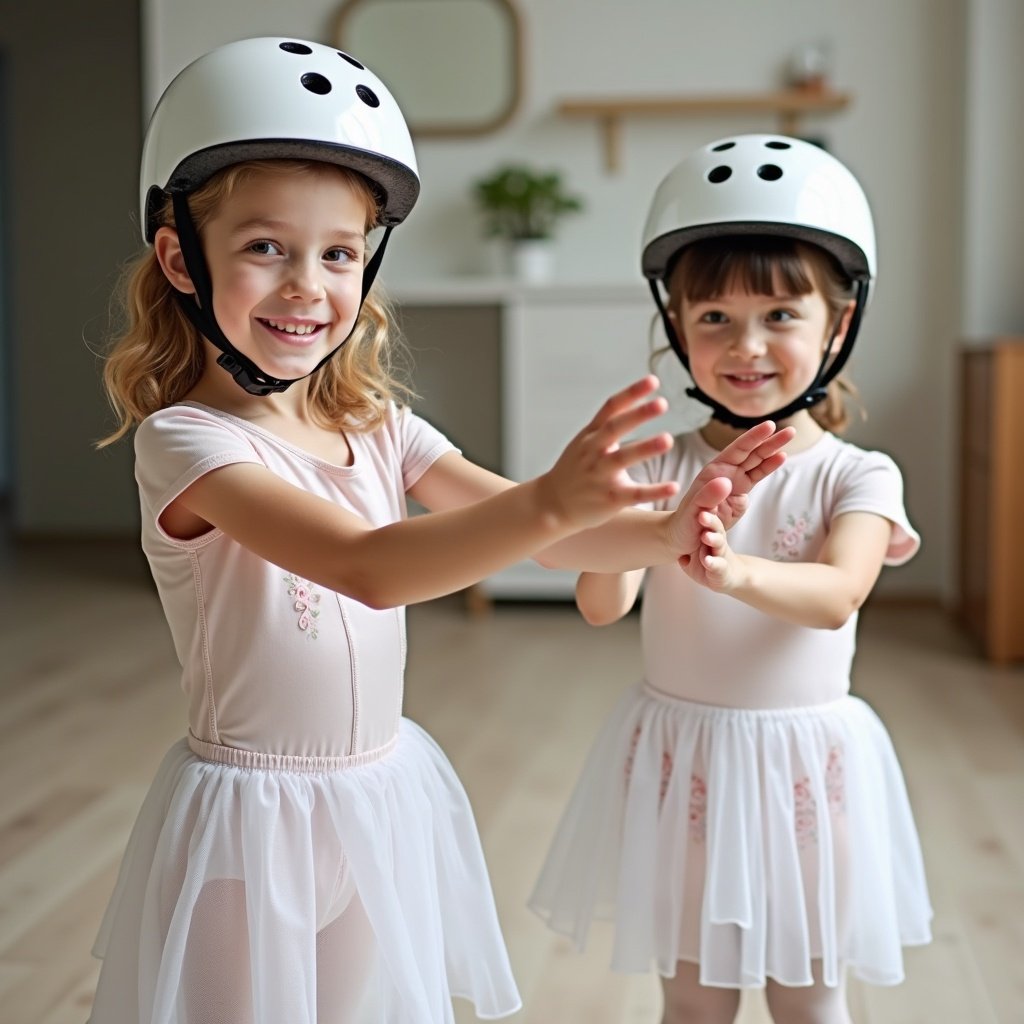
top-left (143, 0), bottom-right (978, 600)
top-left (961, 0), bottom-right (1024, 339)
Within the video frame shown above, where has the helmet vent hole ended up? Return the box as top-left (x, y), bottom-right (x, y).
top-left (707, 165), bottom-right (732, 184)
top-left (337, 51), bottom-right (365, 69)
top-left (301, 73), bottom-right (332, 95)
top-left (757, 164), bottom-right (783, 181)
top-left (280, 42), bottom-right (313, 55)
top-left (711, 141), bottom-right (735, 152)
top-left (765, 140), bottom-right (791, 150)
top-left (356, 84), bottom-right (380, 107)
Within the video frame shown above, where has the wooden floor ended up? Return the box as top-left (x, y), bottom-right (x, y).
top-left (1, 539), bottom-right (1022, 1024)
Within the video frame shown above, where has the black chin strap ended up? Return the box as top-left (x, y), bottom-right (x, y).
top-left (647, 277), bottom-right (868, 429)
top-left (170, 192), bottom-right (393, 396)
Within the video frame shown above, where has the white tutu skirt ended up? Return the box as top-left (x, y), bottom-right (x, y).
top-left (529, 684), bottom-right (932, 989)
top-left (90, 719), bottom-right (521, 1023)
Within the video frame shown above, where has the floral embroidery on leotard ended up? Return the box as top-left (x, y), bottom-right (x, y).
top-left (284, 574), bottom-right (321, 639)
top-left (772, 510), bottom-right (814, 560)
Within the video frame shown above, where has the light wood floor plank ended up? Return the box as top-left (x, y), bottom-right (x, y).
top-left (1, 545), bottom-right (1022, 1023)
top-left (0, 786), bottom-right (145, 952)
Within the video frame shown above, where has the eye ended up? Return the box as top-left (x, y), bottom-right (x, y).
top-left (323, 246), bottom-right (359, 264)
top-left (700, 310), bottom-right (728, 325)
top-left (767, 308), bottom-right (796, 323)
top-left (247, 240), bottom-right (281, 256)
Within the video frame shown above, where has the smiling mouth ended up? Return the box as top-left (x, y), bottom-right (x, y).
top-left (258, 318), bottom-right (328, 338)
top-left (725, 372), bottom-right (777, 385)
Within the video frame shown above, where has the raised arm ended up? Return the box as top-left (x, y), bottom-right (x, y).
top-left (165, 377), bottom-right (679, 609)
top-left (414, 420), bottom-right (794, 574)
top-left (575, 502), bottom-right (728, 626)
top-left (687, 510), bottom-right (894, 629)
top-left (575, 568), bottom-right (647, 626)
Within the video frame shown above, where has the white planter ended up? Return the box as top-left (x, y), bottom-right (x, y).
top-left (511, 239), bottom-right (555, 282)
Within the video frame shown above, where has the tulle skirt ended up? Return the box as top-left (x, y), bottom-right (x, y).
top-left (89, 719), bottom-right (521, 1023)
top-left (529, 684), bottom-right (932, 989)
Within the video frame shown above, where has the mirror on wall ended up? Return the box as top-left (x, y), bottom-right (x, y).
top-left (333, 0), bottom-right (522, 136)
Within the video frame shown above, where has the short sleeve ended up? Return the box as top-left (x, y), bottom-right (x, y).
top-left (833, 449), bottom-right (920, 565)
top-left (394, 406), bottom-right (459, 490)
top-left (135, 406), bottom-right (263, 527)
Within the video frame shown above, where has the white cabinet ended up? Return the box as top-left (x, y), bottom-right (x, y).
top-left (391, 279), bottom-right (701, 599)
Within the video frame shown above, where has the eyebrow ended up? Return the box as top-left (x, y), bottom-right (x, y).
top-left (691, 292), bottom-right (806, 304)
top-left (228, 219), bottom-right (365, 242)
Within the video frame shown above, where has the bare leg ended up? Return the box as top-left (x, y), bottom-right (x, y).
top-left (764, 961), bottom-right (853, 1024)
top-left (182, 878), bottom-right (254, 1024)
top-left (660, 961), bottom-right (741, 1024)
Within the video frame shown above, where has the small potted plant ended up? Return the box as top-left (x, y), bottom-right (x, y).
top-left (472, 164), bottom-right (584, 280)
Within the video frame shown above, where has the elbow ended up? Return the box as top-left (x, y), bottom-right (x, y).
top-left (821, 592), bottom-right (864, 630)
top-left (357, 590), bottom-right (400, 611)
top-left (335, 573), bottom-right (402, 611)
top-left (821, 610), bottom-right (852, 631)
top-left (577, 601), bottom-right (627, 627)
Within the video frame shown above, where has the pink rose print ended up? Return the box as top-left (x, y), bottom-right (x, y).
top-left (794, 746), bottom-right (845, 848)
top-left (624, 725), bottom-right (675, 807)
top-left (284, 574), bottom-right (321, 639)
top-left (772, 510), bottom-right (815, 560)
top-left (688, 774), bottom-right (708, 843)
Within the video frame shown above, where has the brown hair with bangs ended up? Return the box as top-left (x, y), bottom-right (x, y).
top-left (662, 235), bottom-right (862, 433)
top-left (98, 159), bottom-right (412, 447)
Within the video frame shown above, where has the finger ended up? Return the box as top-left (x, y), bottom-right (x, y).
top-left (702, 529), bottom-right (725, 551)
top-left (726, 493), bottom-right (750, 515)
top-left (702, 553), bottom-right (729, 584)
top-left (588, 375), bottom-right (661, 427)
top-left (716, 421), bottom-right (777, 464)
top-left (689, 476), bottom-right (732, 510)
top-left (701, 514), bottom-right (726, 535)
top-left (751, 425), bottom-right (796, 461)
top-left (605, 430), bottom-right (674, 467)
top-left (596, 396), bottom-right (670, 448)
top-left (618, 480), bottom-right (680, 505)
top-left (746, 451), bottom-right (788, 484)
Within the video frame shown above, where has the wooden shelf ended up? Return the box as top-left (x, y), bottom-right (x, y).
top-left (556, 88), bottom-right (851, 171)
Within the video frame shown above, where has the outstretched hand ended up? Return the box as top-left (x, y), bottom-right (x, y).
top-left (679, 510), bottom-right (740, 589)
top-left (665, 421), bottom-right (795, 558)
top-left (537, 375), bottom-right (681, 533)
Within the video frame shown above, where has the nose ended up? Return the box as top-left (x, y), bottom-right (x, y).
top-left (283, 255), bottom-right (325, 301)
top-left (729, 323), bottom-right (768, 358)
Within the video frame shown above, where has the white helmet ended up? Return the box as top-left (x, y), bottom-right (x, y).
top-left (138, 36), bottom-right (419, 396)
top-left (140, 36), bottom-right (419, 242)
top-left (641, 134), bottom-right (874, 290)
top-left (641, 135), bottom-right (875, 428)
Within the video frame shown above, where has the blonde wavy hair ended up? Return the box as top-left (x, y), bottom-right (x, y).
top-left (99, 159), bottom-right (412, 447)
top-left (658, 236), bottom-right (864, 434)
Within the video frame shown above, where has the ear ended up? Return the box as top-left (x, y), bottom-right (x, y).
top-left (154, 226), bottom-right (196, 295)
top-left (829, 298), bottom-right (857, 349)
top-left (666, 306), bottom-right (689, 354)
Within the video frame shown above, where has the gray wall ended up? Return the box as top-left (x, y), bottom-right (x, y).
top-left (1, 0), bottom-right (141, 536)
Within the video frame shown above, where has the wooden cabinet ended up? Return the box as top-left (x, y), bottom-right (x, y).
top-left (393, 280), bottom-right (701, 600)
top-left (959, 340), bottom-right (1024, 662)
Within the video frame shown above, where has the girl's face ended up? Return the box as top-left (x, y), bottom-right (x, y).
top-left (198, 166), bottom-right (372, 384)
top-left (673, 271), bottom-right (839, 423)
